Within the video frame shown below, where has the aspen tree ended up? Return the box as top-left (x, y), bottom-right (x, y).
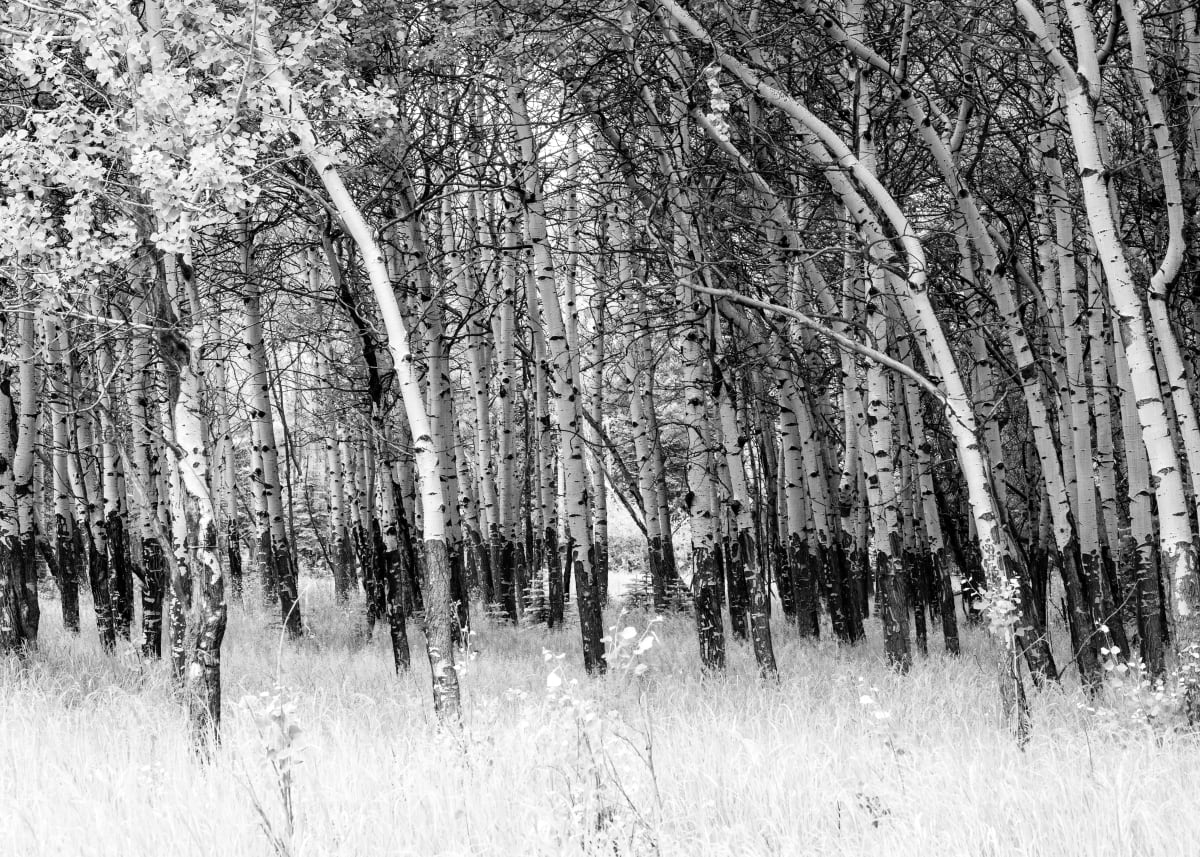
top-left (317, 346), bottom-right (352, 605)
top-left (623, 294), bottom-right (668, 610)
top-left (256, 29), bottom-right (460, 718)
top-left (779, 376), bottom-right (818, 637)
top-left (372, 426), bottom-right (411, 672)
top-left (691, 80), bottom-right (859, 640)
top-left (126, 289), bottom-right (165, 657)
top-left (802, 0), bottom-right (1066, 680)
top-left (350, 435), bottom-right (382, 632)
top-left (848, 35), bottom-right (910, 668)
top-left (492, 197), bottom-right (521, 622)
top-left (903, 373), bottom-right (958, 654)
top-left (621, 6), bottom-right (727, 667)
top-left (507, 77), bottom-right (605, 671)
top-left (159, 249), bottom-right (228, 751)
top-left (586, 286), bottom-right (609, 604)
top-left (241, 222), bottom-right (302, 637)
top-left (1113, 322), bottom-right (1164, 674)
top-left (0, 311), bottom-right (30, 651)
top-left (69, 327), bottom-right (116, 652)
top-left (44, 312), bottom-right (82, 636)
top-left (13, 304), bottom-right (40, 643)
top-left (89, 288), bottom-right (133, 640)
top-left (1085, 245), bottom-right (1130, 658)
top-left (1119, 0), bottom-right (1200, 526)
top-left (0, 296), bottom-right (40, 650)
top-left (415, 192), bottom-right (468, 635)
top-left (1017, 0), bottom-right (1200, 716)
top-left (209, 312), bottom-right (242, 606)
top-left (464, 189), bottom-right (500, 606)
top-left (716, 359), bottom-right (777, 677)
top-left (660, 0), bottom-right (1035, 730)
top-left (863, 286), bottom-right (911, 669)
top-left (524, 263), bottom-right (562, 625)
top-left (454, 191), bottom-right (496, 605)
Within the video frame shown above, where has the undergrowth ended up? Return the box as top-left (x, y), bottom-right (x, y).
top-left (0, 583), bottom-right (1197, 856)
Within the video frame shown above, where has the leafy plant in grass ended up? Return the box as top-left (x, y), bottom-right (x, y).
top-left (538, 614), bottom-right (665, 852)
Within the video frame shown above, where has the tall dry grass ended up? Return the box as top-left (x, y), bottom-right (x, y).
top-left (0, 581), bottom-right (1195, 856)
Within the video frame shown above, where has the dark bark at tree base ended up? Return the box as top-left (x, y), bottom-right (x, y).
top-left (227, 521), bottom-right (244, 605)
top-left (332, 531), bottom-right (352, 605)
top-left (547, 523), bottom-right (564, 624)
top-left (875, 546), bottom-right (911, 673)
top-left (273, 535), bottom-right (303, 638)
top-left (648, 535), bottom-right (669, 612)
top-left (1002, 552), bottom-right (1058, 684)
top-left (485, 532), bottom-right (500, 606)
top-left (108, 513), bottom-right (134, 641)
top-left (422, 538), bottom-right (461, 722)
top-left (54, 516), bottom-right (81, 634)
top-left (1098, 545), bottom-right (1131, 661)
top-left (448, 540), bottom-right (469, 646)
top-left (3, 534), bottom-right (39, 650)
top-left (394, 488), bottom-right (422, 615)
top-left (937, 476), bottom-right (985, 626)
top-left (85, 527), bottom-right (116, 653)
top-left (997, 649), bottom-right (1032, 747)
top-left (738, 530), bottom-right (776, 680)
top-left (141, 537), bottom-right (165, 659)
top-left (187, 523), bottom-right (227, 757)
top-left (905, 550), bottom-right (928, 657)
top-left (692, 545), bottom-right (725, 672)
top-left (0, 541), bottom-right (33, 653)
top-left (467, 527), bottom-right (491, 608)
top-left (833, 540), bottom-right (864, 643)
top-left (1060, 537), bottom-right (1102, 693)
top-left (382, 549), bottom-right (411, 672)
top-left (1127, 535), bottom-right (1165, 677)
top-left (355, 520), bottom-right (378, 639)
top-left (572, 545), bottom-right (606, 675)
top-left (788, 534), bottom-right (819, 638)
top-left (775, 538), bottom-right (796, 620)
top-left (168, 584), bottom-right (187, 684)
top-left (496, 535), bottom-right (518, 623)
top-left (724, 536), bottom-right (750, 641)
top-left (259, 530), bottom-right (278, 609)
top-left (935, 549), bottom-right (960, 656)
top-left (595, 540), bottom-right (609, 606)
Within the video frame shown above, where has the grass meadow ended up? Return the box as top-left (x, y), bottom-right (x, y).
top-left (1, 577), bottom-right (1198, 857)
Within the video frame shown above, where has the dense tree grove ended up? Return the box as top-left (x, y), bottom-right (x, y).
top-left (3, 0), bottom-right (1200, 747)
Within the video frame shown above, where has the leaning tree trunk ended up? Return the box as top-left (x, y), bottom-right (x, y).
top-left (1018, 0), bottom-right (1200, 717)
top-left (661, 0), bottom-right (1039, 733)
top-left (259, 34), bottom-right (460, 720)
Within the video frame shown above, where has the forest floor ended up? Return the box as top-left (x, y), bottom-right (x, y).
top-left (1, 582), bottom-right (1197, 857)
